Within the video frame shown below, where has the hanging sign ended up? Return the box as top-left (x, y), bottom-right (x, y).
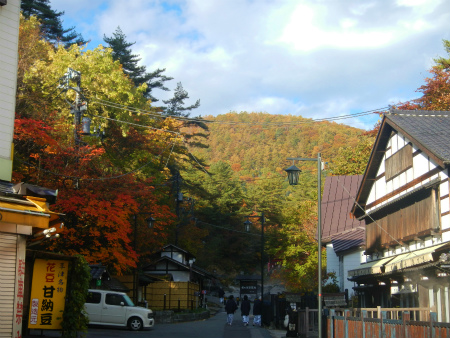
top-left (28, 259), bottom-right (69, 329)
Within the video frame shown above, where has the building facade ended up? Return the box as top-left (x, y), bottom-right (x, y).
top-left (349, 109), bottom-right (450, 322)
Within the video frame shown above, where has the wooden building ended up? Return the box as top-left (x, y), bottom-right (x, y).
top-left (348, 109), bottom-right (450, 322)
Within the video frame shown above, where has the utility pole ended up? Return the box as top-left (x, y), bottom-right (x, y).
top-left (58, 68), bottom-right (88, 147)
top-left (174, 171), bottom-right (183, 245)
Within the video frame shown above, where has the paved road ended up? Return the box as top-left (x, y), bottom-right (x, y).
top-left (26, 310), bottom-right (274, 338)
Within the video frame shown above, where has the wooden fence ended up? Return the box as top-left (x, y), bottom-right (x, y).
top-left (146, 281), bottom-right (200, 310)
top-left (328, 309), bottom-right (450, 338)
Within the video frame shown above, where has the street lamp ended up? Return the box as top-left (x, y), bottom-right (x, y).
top-left (285, 153), bottom-right (323, 338)
top-left (133, 212), bottom-right (156, 305)
top-left (243, 213), bottom-right (265, 324)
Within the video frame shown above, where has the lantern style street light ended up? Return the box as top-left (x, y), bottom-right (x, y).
top-left (285, 153), bottom-right (323, 338)
top-left (243, 213), bottom-right (265, 323)
top-left (133, 212), bottom-right (156, 305)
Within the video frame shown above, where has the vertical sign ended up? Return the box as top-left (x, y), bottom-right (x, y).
top-left (13, 236), bottom-right (26, 338)
top-left (28, 259), bottom-right (69, 330)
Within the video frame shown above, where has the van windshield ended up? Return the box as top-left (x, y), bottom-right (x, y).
top-left (123, 294), bottom-right (135, 306)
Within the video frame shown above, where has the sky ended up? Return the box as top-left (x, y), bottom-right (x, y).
top-left (50, 0), bottom-right (450, 130)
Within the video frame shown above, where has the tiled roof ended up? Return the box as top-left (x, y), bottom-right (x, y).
top-left (89, 264), bottom-right (110, 280)
top-left (387, 109), bottom-right (450, 163)
top-left (352, 109), bottom-right (450, 216)
top-left (331, 227), bottom-right (365, 254)
top-left (321, 175), bottom-right (364, 245)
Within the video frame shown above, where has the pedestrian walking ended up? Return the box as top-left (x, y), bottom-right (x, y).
top-left (225, 295), bottom-right (238, 326)
top-left (240, 295), bottom-right (251, 326)
top-left (253, 296), bottom-right (262, 326)
top-left (218, 288), bottom-right (225, 304)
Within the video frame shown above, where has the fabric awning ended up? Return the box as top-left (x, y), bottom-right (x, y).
top-left (348, 256), bottom-right (395, 277)
top-left (384, 243), bottom-right (448, 273)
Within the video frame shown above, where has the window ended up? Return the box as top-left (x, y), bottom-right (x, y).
top-left (106, 293), bottom-right (125, 306)
top-left (86, 292), bottom-right (101, 304)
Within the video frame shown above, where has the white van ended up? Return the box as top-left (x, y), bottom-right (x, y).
top-left (84, 289), bottom-right (155, 331)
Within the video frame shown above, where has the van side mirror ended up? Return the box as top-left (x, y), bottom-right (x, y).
top-left (120, 302), bottom-right (125, 306)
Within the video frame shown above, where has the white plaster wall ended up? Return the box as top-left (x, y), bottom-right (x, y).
top-left (326, 243), bottom-right (339, 274)
top-left (161, 252), bottom-right (184, 263)
top-left (170, 271), bottom-right (190, 282)
top-left (343, 250), bottom-right (363, 296)
top-left (0, 0), bottom-right (20, 160)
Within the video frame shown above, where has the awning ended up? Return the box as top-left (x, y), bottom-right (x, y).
top-left (384, 243), bottom-right (448, 273)
top-left (348, 256), bottom-right (395, 277)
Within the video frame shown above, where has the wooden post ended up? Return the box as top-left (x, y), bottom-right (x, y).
top-left (344, 310), bottom-right (351, 338)
top-left (305, 307), bottom-right (309, 336)
top-left (362, 310), bottom-right (367, 338)
top-left (329, 309), bottom-right (335, 338)
top-left (430, 312), bottom-right (437, 338)
top-left (381, 311), bottom-right (387, 338)
top-left (403, 311), bottom-right (410, 338)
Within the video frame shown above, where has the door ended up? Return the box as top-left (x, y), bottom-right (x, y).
top-left (101, 293), bottom-right (127, 324)
top-left (84, 291), bottom-right (102, 323)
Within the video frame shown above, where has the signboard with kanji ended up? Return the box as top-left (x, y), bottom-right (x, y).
top-left (240, 280), bottom-right (257, 295)
top-left (28, 259), bottom-right (69, 329)
top-left (13, 236), bottom-right (26, 338)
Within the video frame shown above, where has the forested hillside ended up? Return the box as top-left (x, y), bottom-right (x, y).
top-left (178, 112), bottom-right (377, 290)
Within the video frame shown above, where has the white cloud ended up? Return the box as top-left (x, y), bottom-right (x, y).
top-left (47, 0), bottom-right (450, 130)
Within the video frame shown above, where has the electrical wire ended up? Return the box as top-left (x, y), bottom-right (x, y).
top-left (196, 220), bottom-right (276, 238)
top-left (90, 96), bottom-right (389, 127)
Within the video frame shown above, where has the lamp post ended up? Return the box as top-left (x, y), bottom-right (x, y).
top-left (285, 153), bottom-right (323, 338)
top-left (243, 212), bottom-right (265, 324)
top-left (133, 213), bottom-right (156, 305)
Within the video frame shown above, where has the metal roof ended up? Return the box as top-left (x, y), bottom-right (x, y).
top-left (331, 227), bottom-right (365, 254)
top-left (321, 175), bottom-right (364, 245)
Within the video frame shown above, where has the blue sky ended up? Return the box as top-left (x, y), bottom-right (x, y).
top-left (51, 0), bottom-right (450, 130)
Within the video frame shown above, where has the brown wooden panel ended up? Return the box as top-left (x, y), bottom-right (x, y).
top-left (385, 144), bottom-right (413, 181)
top-left (366, 191), bottom-right (440, 251)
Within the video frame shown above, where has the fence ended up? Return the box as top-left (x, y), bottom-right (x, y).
top-left (328, 309), bottom-right (450, 338)
top-left (330, 306), bottom-right (432, 321)
top-left (146, 281), bottom-right (200, 310)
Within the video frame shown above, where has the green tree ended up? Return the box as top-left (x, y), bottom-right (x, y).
top-left (103, 26), bottom-right (173, 102)
top-left (434, 39), bottom-right (450, 70)
top-left (329, 135), bottom-right (375, 176)
top-left (163, 82), bottom-right (201, 117)
top-left (21, 0), bottom-right (85, 46)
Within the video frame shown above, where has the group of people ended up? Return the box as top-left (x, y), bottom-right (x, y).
top-left (224, 294), bottom-right (262, 327)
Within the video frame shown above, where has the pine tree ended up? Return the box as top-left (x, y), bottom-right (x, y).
top-left (21, 0), bottom-right (85, 47)
top-left (103, 27), bottom-right (173, 102)
top-left (163, 82), bottom-right (200, 117)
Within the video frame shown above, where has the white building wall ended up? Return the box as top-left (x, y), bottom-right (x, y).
top-left (342, 250), bottom-right (363, 297)
top-left (364, 130), bottom-right (450, 259)
top-left (161, 251), bottom-right (184, 263)
top-left (0, 0), bottom-right (20, 181)
top-left (326, 243), bottom-right (339, 276)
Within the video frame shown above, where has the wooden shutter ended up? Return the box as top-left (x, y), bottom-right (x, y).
top-left (0, 232), bottom-right (17, 337)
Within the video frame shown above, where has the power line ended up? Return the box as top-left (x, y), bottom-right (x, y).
top-left (90, 96), bottom-right (389, 127)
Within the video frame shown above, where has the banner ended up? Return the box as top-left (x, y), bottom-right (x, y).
top-left (28, 259), bottom-right (69, 330)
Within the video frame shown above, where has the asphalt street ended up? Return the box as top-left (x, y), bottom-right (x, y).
top-left (26, 310), bottom-right (276, 338)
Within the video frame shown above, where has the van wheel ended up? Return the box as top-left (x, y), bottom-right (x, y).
top-left (128, 317), bottom-right (143, 331)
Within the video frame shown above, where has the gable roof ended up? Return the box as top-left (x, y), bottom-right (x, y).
top-left (352, 109), bottom-right (450, 217)
top-left (321, 175), bottom-right (364, 244)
